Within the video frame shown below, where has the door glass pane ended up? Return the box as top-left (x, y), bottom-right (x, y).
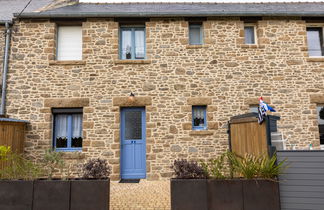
top-left (125, 111), bottom-right (142, 140)
top-left (244, 26), bottom-right (255, 44)
top-left (307, 28), bottom-right (323, 56)
top-left (135, 29), bottom-right (145, 59)
top-left (121, 29), bottom-right (132, 59)
top-left (55, 114), bottom-right (68, 148)
top-left (189, 25), bottom-right (202, 45)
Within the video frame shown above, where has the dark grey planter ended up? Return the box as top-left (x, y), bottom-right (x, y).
top-left (0, 180), bottom-right (33, 210)
top-left (33, 180), bottom-right (70, 210)
top-left (207, 179), bottom-right (243, 210)
top-left (171, 179), bottom-right (207, 210)
top-left (243, 179), bottom-right (280, 210)
top-left (70, 179), bottom-right (110, 210)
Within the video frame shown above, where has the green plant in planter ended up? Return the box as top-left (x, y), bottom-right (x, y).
top-left (83, 158), bottom-right (111, 179)
top-left (202, 153), bottom-right (227, 179)
top-left (43, 149), bottom-right (64, 180)
top-left (227, 152), bottom-right (286, 179)
top-left (201, 151), bottom-right (286, 180)
top-left (0, 148), bottom-right (42, 180)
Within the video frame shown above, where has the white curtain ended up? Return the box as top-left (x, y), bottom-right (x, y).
top-left (135, 30), bottom-right (145, 59)
top-left (55, 114), bottom-right (68, 138)
top-left (72, 114), bottom-right (83, 138)
top-left (122, 30), bottom-right (132, 59)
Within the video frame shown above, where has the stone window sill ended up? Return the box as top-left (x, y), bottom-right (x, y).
top-left (240, 44), bottom-right (259, 48)
top-left (114, 60), bottom-right (152, 65)
top-left (49, 60), bottom-right (86, 65)
top-left (61, 152), bottom-right (85, 159)
top-left (306, 57), bottom-right (324, 62)
top-left (186, 45), bottom-right (208, 49)
top-left (189, 130), bottom-right (214, 136)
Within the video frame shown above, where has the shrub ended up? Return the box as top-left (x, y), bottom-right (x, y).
top-left (43, 149), bottom-right (64, 180)
top-left (172, 159), bottom-right (207, 179)
top-left (0, 146), bottom-right (10, 161)
top-left (83, 158), bottom-right (111, 179)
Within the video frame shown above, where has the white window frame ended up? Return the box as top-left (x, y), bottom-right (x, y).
top-left (56, 25), bottom-right (83, 61)
top-left (306, 24), bottom-right (324, 58)
top-left (244, 24), bottom-right (257, 45)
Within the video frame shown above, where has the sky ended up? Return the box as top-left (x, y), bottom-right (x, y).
top-left (80, 0), bottom-right (324, 3)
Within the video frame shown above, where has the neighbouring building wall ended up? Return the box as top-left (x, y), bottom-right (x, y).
top-left (5, 17), bottom-right (324, 180)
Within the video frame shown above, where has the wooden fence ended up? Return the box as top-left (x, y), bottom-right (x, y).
top-left (278, 151), bottom-right (324, 210)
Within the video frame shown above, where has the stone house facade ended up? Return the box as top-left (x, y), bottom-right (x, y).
top-left (2, 2), bottom-right (324, 180)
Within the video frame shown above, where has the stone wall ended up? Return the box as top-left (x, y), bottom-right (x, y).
top-left (5, 17), bottom-right (324, 180)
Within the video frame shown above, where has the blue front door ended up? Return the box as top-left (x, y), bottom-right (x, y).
top-left (120, 107), bottom-right (146, 179)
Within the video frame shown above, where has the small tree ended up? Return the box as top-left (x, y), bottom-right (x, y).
top-left (43, 149), bottom-right (64, 180)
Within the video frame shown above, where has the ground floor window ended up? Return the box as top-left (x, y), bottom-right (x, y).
top-left (53, 108), bottom-right (83, 151)
top-left (192, 106), bottom-right (207, 130)
top-left (317, 106), bottom-right (324, 148)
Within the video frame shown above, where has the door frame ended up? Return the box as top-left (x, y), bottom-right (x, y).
top-left (120, 107), bottom-right (146, 179)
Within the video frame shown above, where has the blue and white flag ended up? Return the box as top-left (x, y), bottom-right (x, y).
top-left (258, 97), bottom-right (276, 124)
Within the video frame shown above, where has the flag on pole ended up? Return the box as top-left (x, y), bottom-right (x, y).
top-left (258, 97), bottom-right (276, 124)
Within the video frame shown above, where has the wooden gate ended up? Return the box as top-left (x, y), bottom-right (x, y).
top-left (229, 113), bottom-right (280, 157)
top-left (0, 118), bottom-right (27, 169)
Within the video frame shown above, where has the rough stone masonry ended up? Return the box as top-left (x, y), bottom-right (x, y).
top-left (4, 17), bottom-right (324, 180)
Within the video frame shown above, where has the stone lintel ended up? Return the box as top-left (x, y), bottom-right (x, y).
top-left (187, 97), bottom-right (212, 105)
top-left (310, 94), bottom-right (324, 104)
top-left (113, 97), bottom-right (152, 107)
top-left (44, 98), bottom-right (90, 108)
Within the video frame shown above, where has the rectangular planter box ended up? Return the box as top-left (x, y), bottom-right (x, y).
top-left (33, 180), bottom-right (70, 210)
top-left (171, 179), bottom-right (207, 210)
top-left (70, 179), bottom-right (110, 210)
top-left (243, 179), bottom-right (280, 210)
top-left (0, 180), bottom-right (33, 210)
top-left (207, 179), bottom-right (243, 210)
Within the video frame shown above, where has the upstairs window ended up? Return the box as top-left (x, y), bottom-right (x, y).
top-left (244, 25), bottom-right (256, 44)
top-left (120, 27), bottom-right (145, 60)
top-left (53, 108), bottom-right (83, 151)
top-left (317, 106), bottom-right (324, 149)
top-left (57, 26), bottom-right (82, 60)
top-left (189, 23), bottom-right (203, 45)
top-left (307, 27), bottom-right (324, 57)
top-left (192, 106), bottom-right (207, 130)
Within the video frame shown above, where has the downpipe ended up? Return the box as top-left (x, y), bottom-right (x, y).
top-left (0, 22), bottom-right (11, 116)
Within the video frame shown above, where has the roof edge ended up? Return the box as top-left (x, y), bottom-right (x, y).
top-left (15, 11), bottom-right (324, 18)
